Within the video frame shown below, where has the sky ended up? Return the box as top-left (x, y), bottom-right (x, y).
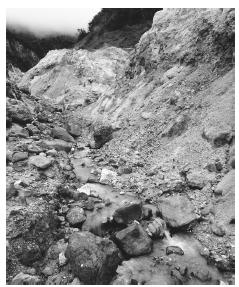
top-left (6, 8), bottom-right (101, 36)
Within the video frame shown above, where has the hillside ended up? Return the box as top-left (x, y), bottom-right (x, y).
top-left (6, 8), bottom-right (235, 285)
top-left (76, 8), bottom-right (162, 49)
top-left (6, 27), bottom-right (76, 72)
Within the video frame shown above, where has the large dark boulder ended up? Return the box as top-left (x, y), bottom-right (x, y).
top-left (7, 99), bottom-right (33, 125)
top-left (113, 202), bottom-right (142, 225)
top-left (65, 231), bottom-right (121, 284)
top-left (115, 223), bottom-right (152, 257)
top-left (93, 124), bottom-right (113, 149)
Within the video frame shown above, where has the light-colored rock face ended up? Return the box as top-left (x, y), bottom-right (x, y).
top-left (18, 47), bottom-right (129, 106)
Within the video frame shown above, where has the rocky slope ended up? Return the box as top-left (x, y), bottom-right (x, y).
top-left (6, 8), bottom-right (235, 285)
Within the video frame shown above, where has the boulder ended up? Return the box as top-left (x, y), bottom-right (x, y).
top-left (187, 170), bottom-right (214, 190)
top-left (7, 100), bottom-right (33, 125)
top-left (113, 202), bottom-right (142, 225)
top-left (65, 231), bottom-right (121, 284)
top-left (26, 124), bottom-right (40, 135)
top-left (12, 152), bottom-right (28, 163)
top-left (11, 272), bottom-right (42, 285)
top-left (100, 168), bottom-right (117, 185)
top-left (93, 124), bottom-right (113, 148)
top-left (115, 223), bottom-right (152, 256)
top-left (52, 126), bottom-right (75, 142)
top-left (66, 207), bottom-right (86, 228)
top-left (166, 246), bottom-right (184, 256)
top-left (8, 124), bottom-right (29, 138)
top-left (29, 155), bottom-right (52, 169)
top-left (162, 115), bottom-right (189, 137)
top-left (214, 170), bottom-right (235, 196)
top-left (157, 195), bottom-right (198, 229)
top-left (202, 126), bottom-right (233, 147)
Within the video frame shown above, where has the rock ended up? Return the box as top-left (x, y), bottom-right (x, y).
top-left (211, 223), bottom-right (226, 236)
top-left (228, 145), bottom-right (235, 168)
top-left (9, 124), bottom-right (29, 138)
top-left (118, 166), bottom-right (133, 175)
top-left (7, 100), bottom-right (33, 124)
top-left (100, 168), bottom-right (117, 185)
top-left (214, 170), bottom-right (235, 196)
top-left (93, 124), bottom-right (113, 148)
top-left (146, 217), bottom-right (166, 238)
top-left (166, 246), bottom-right (184, 256)
top-left (162, 114), bottom-right (189, 137)
top-left (26, 124), bottom-right (39, 135)
top-left (65, 231), bottom-right (121, 284)
top-left (6, 182), bottom-right (17, 199)
top-left (27, 143), bottom-right (43, 153)
top-left (46, 149), bottom-right (58, 157)
top-left (202, 127), bottom-right (233, 147)
top-left (115, 223), bottom-right (152, 256)
top-left (187, 170), bottom-right (213, 189)
top-left (42, 266), bottom-right (55, 276)
top-left (142, 206), bottom-right (153, 220)
top-left (66, 207), bottom-right (86, 228)
top-left (41, 139), bottom-right (72, 152)
top-left (141, 112), bottom-right (152, 119)
top-left (59, 251), bottom-right (68, 266)
top-left (6, 149), bottom-right (13, 162)
top-left (113, 202), bottom-right (142, 225)
top-left (29, 155), bottom-right (52, 169)
top-left (11, 272), bottom-right (42, 285)
top-left (12, 152), bottom-right (28, 163)
top-left (52, 126), bottom-right (75, 142)
top-left (157, 195), bottom-right (198, 229)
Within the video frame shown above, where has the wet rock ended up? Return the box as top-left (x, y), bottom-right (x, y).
top-left (41, 139), bottom-right (72, 152)
top-left (115, 223), bottom-right (152, 256)
top-left (66, 207), bottom-right (86, 228)
top-left (157, 195), bottom-right (198, 229)
top-left (93, 124), bottom-right (113, 148)
top-left (166, 246), bottom-right (184, 256)
top-left (113, 202), bottom-right (142, 225)
top-left (29, 155), bottom-right (52, 169)
top-left (52, 126), bottom-right (75, 142)
top-left (202, 127), bottom-right (233, 147)
top-left (11, 272), bottom-right (42, 285)
top-left (146, 217), bottom-right (166, 238)
top-left (65, 231), bottom-right (121, 284)
top-left (100, 168), bottom-right (117, 185)
top-left (12, 152), bottom-right (28, 163)
top-left (162, 114), bottom-right (189, 137)
top-left (71, 158), bottom-right (91, 183)
top-left (142, 206), bottom-right (153, 220)
top-left (214, 170), bottom-right (234, 196)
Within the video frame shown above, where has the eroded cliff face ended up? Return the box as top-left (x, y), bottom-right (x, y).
top-left (7, 8), bottom-right (235, 284)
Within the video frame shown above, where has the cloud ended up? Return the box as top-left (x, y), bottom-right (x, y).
top-left (6, 8), bottom-right (101, 36)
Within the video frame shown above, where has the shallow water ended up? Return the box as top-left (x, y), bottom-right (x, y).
top-left (81, 183), bottom-right (225, 285)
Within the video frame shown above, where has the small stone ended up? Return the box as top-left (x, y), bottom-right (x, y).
top-left (66, 207), bottom-right (86, 228)
top-left (46, 149), bottom-right (58, 157)
top-left (146, 217), bottom-right (166, 238)
top-left (100, 168), bottom-right (117, 185)
top-left (211, 223), bottom-right (226, 236)
top-left (59, 252), bottom-right (67, 266)
top-left (166, 246), bottom-right (184, 256)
